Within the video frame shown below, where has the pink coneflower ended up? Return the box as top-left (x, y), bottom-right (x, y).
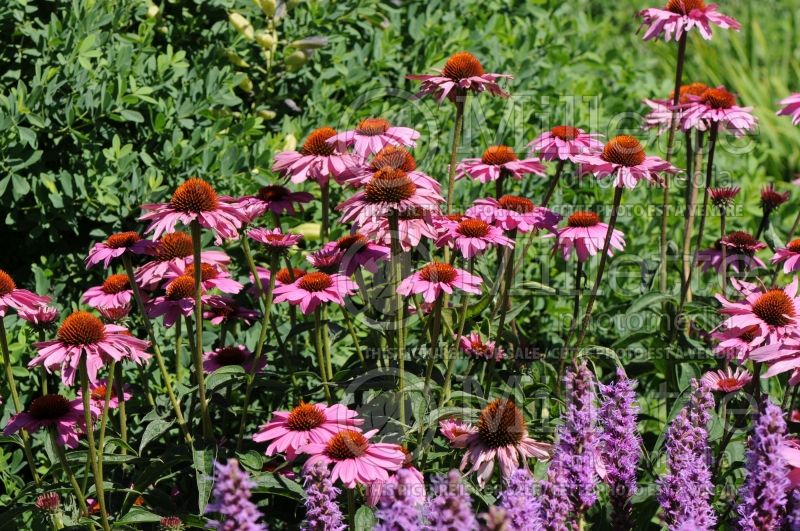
top-left (97, 305), bottom-right (132, 322)
top-left (778, 94), bottom-right (800, 126)
top-left (203, 345), bottom-right (266, 374)
top-left (458, 331), bottom-right (504, 361)
top-left (307, 247), bottom-right (345, 274)
top-left (78, 378), bottom-right (132, 410)
top-left (146, 276), bottom-right (199, 328)
top-left (135, 232), bottom-right (231, 290)
top-left (0, 269), bottom-right (50, 317)
top-left (406, 51), bottom-right (511, 103)
top-left (3, 394), bottom-right (93, 448)
top-left (547, 211), bottom-right (626, 263)
top-left (301, 429), bottom-right (405, 488)
top-left (328, 117), bottom-right (420, 158)
top-left (528, 126), bottom-right (603, 163)
top-left (643, 83), bottom-right (710, 133)
top-left (575, 135), bottom-right (678, 189)
top-left (358, 207), bottom-right (440, 252)
top-left (710, 186), bottom-right (741, 209)
top-left (140, 178), bottom-right (245, 243)
top-left (439, 418), bottom-right (478, 443)
top-left (436, 217), bottom-right (514, 259)
top-left (273, 271), bottom-right (357, 314)
top-left (85, 231), bottom-right (153, 269)
top-left (337, 168), bottom-right (443, 226)
top-left (165, 262), bottom-right (242, 294)
top-left (29, 311), bottom-right (151, 386)
top-left (18, 305), bottom-right (59, 331)
top-left (202, 296), bottom-right (259, 326)
top-left (456, 145), bottom-right (546, 184)
top-left (750, 336), bottom-right (800, 378)
top-left (638, 0), bottom-right (741, 41)
top-left (339, 146), bottom-right (441, 191)
top-left (697, 239), bottom-right (765, 274)
top-left (237, 185), bottom-right (313, 221)
top-left (272, 127), bottom-right (357, 185)
top-left (316, 233), bottom-right (390, 276)
top-left (720, 231), bottom-right (767, 258)
top-left (791, 410), bottom-right (800, 424)
top-left (712, 325), bottom-right (760, 361)
top-left (680, 86), bottom-right (757, 136)
top-left (773, 240), bottom-right (800, 274)
top-left (716, 278), bottom-right (800, 348)
top-left (83, 274), bottom-right (133, 311)
top-left (397, 262), bottom-right (482, 304)
top-left (254, 402), bottom-right (364, 461)
top-left (700, 367), bottom-right (752, 392)
top-left (452, 399), bottom-right (552, 487)
top-left (249, 267), bottom-right (306, 296)
top-left (761, 185), bottom-right (790, 212)
top-left (466, 195), bottom-right (561, 233)
top-left (247, 228), bottom-right (303, 255)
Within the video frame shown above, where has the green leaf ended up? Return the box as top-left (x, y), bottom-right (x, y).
top-left (193, 446), bottom-right (215, 513)
top-left (355, 505), bottom-right (375, 530)
top-left (115, 507), bottom-right (162, 524)
top-left (206, 365), bottom-right (245, 393)
top-left (625, 292), bottom-right (676, 316)
top-left (139, 418), bottom-right (173, 453)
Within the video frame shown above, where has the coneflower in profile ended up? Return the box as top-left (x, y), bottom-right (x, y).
top-left (736, 399), bottom-right (789, 531)
top-left (205, 458), bottom-right (267, 531)
top-left (301, 461), bottom-right (345, 531)
top-left (424, 470), bottom-right (477, 530)
top-left (374, 468), bottom-right (424, 531)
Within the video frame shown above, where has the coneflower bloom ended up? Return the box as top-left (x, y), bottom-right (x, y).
top-left (97, 305), bottom-right (132, 322)
top-left (140, 178), bottom-right (245, 243)
top-left (700, 366), bottom-right (752, 392)
top-left (319, 233), bottom-right (390, 276)
top-left (247, 228), bottom-right (303, 255)
top-left (338, 146), bottom-right (440, 192)
top-left (272, 127), bottom-right (357, 185)
top-left (307, 247), bottom-right (345, 274)
top-left (358, 207), bottom-right (440, 252)
top-left (575, 135), bottom-right (678, 189)
top-left (712, 325), bottom-right (761, 361)
top-left (203, 345), bottom-right (266, 374)
top-left (83, 274), bottom-right (133, 311)
top-left (778, 93), bottom-right (800, 126)
top-left (643, 82), bottom-right (710, 133)
top-left (273, 271), bottom-right (356, 314)
top-left (709, 186), bottom-right (741, 210)
top-left (680, 86), bottom-right (757, 136)
top-left (458, 331), bottom-right (504, 361)
top-left (301, 429), bottom-right (405, 488)
top-left (439, 418), bottom-right (478, 443)
top-left (85, 231), bottom-right (152, 269)
top-left (337, 168), bottom-right (443, 226)
top-left (253, 402), bottom-right (364, 461)
top-left (35, 492), bottom-right (61, 514)
top-left (135, 232), bottom-right (230, 290)
top-left (424, 470), bottom-right (478, 529)
top-left (164, 262), bottom-right (242, 294)
top-left (250, 267), bottom-right (306, 295)
top-left (638, 0), bottom-right (741, 41)
top-left (205, 459), bottom-right (267, 531)
top-left (374, 468), bottom-right (425, 530)
top-left (761, 184), bottom-right (790, 213)
top-left (736, 399), bottom-right (789, 531)
top-left (0, 269), bottom-right (50, 317)
top-left (407, 51), bottom-right (511, 103)
top-left (202, 295), bottom-right (259, 326)
top-left (301, 462), bottom-right (346, 531)
top-left (436, 217), bottom-right (513, 259)
top-left (397, 262), bottom-right (482, 304)
top-left (452, 399), bottom-right (551, 487)
top-left (467, 195), bottom-right (560, 233)
top-left (3, 394), bottom-right (94, 448)
top-left (30, 311), bottom-right (151, 386)
top-left (78, 378), bottom-right (132, 410)
top-left (697, 238), bottom-right (766, 274)
top-left (548, 211), bottom-right (626, 262)
top-left (18, 305), bottom-right (59, 332)
top-left (527, 126), bottom-right (603, 163)
top-left (456, 145), bottom-right (546, 184)
top-left (772, 240), bottom-right (800, 274)
top-left (146, 276), bottom-right (199, 328)
top-left (498, 469), bottom-right (543, 530)
top-left (720, 230), bottom-right (767, 262)
top-left (328, 117), bottom-right (420, 158)
top-left (237, 184), bottom-right (313, 221)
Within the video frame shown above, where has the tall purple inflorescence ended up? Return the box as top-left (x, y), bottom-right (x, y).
top-left (375, 468), bottom-right (424, 531)
top-left (301, 462), bottom-right (346, 531)
top-left (538, 448), bottom-right (571, 531)
top-left (498, 468), bottom-right (542, 531)
top-left (205, 458), bottom-right (267, 531)
top-left (785, 490), bottom-right (800, 530)
top-left (736, 398), bottom-right (789, 531)
top-left (424, 469), bottom-right (477, 530)
top-left (598, 369), bottom-right (642, 530)
top-left (657, 379), bottom-right (716, 530)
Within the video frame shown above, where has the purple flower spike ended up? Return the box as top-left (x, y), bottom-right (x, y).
top-left (424, 470), bottom-right (477, 530)
top-left (499, 469), bottom-right (542, 530)
top-left (205, 458), bottom-right (267, 531)
top-left (375, 468), bottom-right (424, 531)
top-left (301, 462), bottom-right (346, 531)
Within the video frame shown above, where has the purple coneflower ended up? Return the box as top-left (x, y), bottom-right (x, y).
top-left (527, 126), bottom-right (602, 163)
top-left (467, 195), bottom-right (560, 233)
top-left (547, 211), bottom-right (626, 263)
top-left (436, 217), bottom-right (514, 259)
top-left (680, 86), bottom-right (757, 137)
top-left (575, 135), bottom-right (678, 189)
top-left (456, 145), bottom-right (546, 184)
top-left (397, 262), bottom-right (482, 304)
top-left (83, 273), bottom-right (133, 311)
top-left (272, 127), bottom-right (357, 186)
top-left (329, 117), bottom-right (420, 158)
top-left (0, 269), bottom-right (50, 317)
top-left (638, 0), bottom-right (740, 41)
top-left (778, 93), bottom-right (800, 126)
top-left (407, 51), bottom-right (511, 103)
top-left (203, 345), bottom-right (266, 374)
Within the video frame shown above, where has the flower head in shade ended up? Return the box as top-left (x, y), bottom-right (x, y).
top-left (78, 378), bottom-right (132, 410)
top-left (709, 186), bottom-right (741, 210)
top-left (307, 247), bottom-right (345, 274)
top-left (778, 93), bottom-right (800, 126)
top-left (697, 238), bottom-right (766, 274)
top-left (301, 461), bottom-right (346, 531)
top-left (254, 402), bottom-right (363, 461)
top-left (712, 325), bottom-right (760, 361)
top-left (458, 332), bottom-right (504, 361)
top-left (436, 217), bottom-right (514, 259)
top-left (29, 311), bottom-right (151, 386)
top-left (237, 185), bottom-right (313, 221)
top-left (736, 399), bottom-right (789, 531)
top-left (643, 83), bottom-right (710, 133)
top-left (439, 418), bottom-right (478, 443)
top-left (202, 296), bottom-right (259, 326)
top-left (301, 429), bottom-right (405, 488)
top-left (453, 399), bottom-right (551, 487)
top-left (772, 239), bottom-right (800, 274)
top-left (337, 168), bottom-right (443, 226)
top-left (338, 146), bottom-right (441, 192)
top-left (248, 228), bottom-right (303, 255)
top-left (35, 492), bottom-right (61, 514)
top-left (135, 232), bottom-right (230, 290)
top-left (203, 345), bottom-right (266, 374)
top-left (272, 127), bottom-right (357, 185)
top-left (761, 184), bottom-right (790, 213)
top-left (140, 178), bottom-right (245, 243)
top-left (397, 262), bottom-right (482, 304)
top-left (0, 269), bottom-right (50, 317)
top-left (720, 231), bottom-right (767, 258)
top-left (3, 394), bottom-right (94, 448)
top-left (358, 207), bottom-right (440, 252)
top-left (273, 271), bottom-right (356, 314)
top-left (701, 366), bottom-right (752, 392)
top-left (328, 118), bottom-right (420, 159)
top-left (498, 469), bottom-right (542, 531)
top-left (18, 305), bottom-right (59, 332)
top-left (548, 210), bottom-right (626, 263)
top-left (320, 233), bottom-right (390, 276)
top-left (680, 86), bottom-right (757, 136)
top-left (374, 468), bottom-right (425, 530)
top-left (205, 459), bottom-right (267, 531)
top-left (249, 267), bottom-right (306, 296)
top-left (575, 135), bottom-right (678, 189)
top-left (85, 231), bottom-right (152, 269)
top-left (83, 274), bottom-right (133, 311)
top-left (638, 0), bottom-right (740, 41)
top-left (146, 276), bottom-right (199, 328)
top-left (527, 126), bottom-right (602, 163)
top-left (407, 51), bottom-right (511, 103)
top-left (456, 145), bottom-right (546, 184)
top-left (467, 195), bottom-right (561, 233)
top-left (164, 262), bottom-right (242, 295)
top-left (424, 470), bottom-right (478, 529)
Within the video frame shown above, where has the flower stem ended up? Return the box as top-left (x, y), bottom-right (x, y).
top-left (388, 212), bottom-right (406, 427)
top-left (541, 160), bottom-right (566, 208)
top-left (720, 210), bottom-right (728, 296)
top-left (321, 180), bottom-right (330, 242)
top-left (313, 308), bottom-right (333, 403)
top-left (122, 256), bottom-right (190, 442)
top-left (96, 360), bottom-right (115, 517)
top-left (439, 260), bottom-right (475, 407)
top-left (174, 317), bottom-right (184, 384)
top-left (558, 260), bottom-right (584, 393)
top-left (341, 307), bottom-right (366, 370)
top-left (680, 131), bottom-right (705, 304)
top-left (190, 221), bottom-right (212, 440)
top-left (495, 230), bottom-right (518, 347)
top-left (80, 356), bottom-right (111, 531)
top-left (50, 430), bottom-right (92, 527)
top-left (422, 297), bottom-right (444, 400)
top-left (446, 92), bottom-right (467, 214)
top-left (114, 364), bottom-right (128, 453)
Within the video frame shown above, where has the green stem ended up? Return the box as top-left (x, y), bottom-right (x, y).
top-left (80, 356), bottom-right (111, 531)
top-left (321, 181), bottom-right (330, 242)
top-left (190, 221), bottom-right (212, 440)
top-left (313, 308), bottom-right (333, 403)
top-left (174, 317), bottom-right (184, 384)
top-left (114, 364), bottom-right (128, 454)
top-left (38, 329), bottom-right (48, 395)
top-left (541, 160), bottom-right (566, 208)
top-left (422, 298), bottom-right (444, 400)
top-left (51, 430), bottom-right (92, 527)
top-left (342, 308), bottom-right (366, 370)
top-left (322, 306), bottom-right (333, 380)
top-left (680, 131), bottom-right (705, 304)
top-left (440, 260), bottom-right (475, 407)
top-left (720, 210), bottom-right (727, 296)
top-left (388, 212), bottom-right (406, 427)
top-left (445, 91), bottom-right (467, 214)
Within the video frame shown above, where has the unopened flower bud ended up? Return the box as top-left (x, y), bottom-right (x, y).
top-left (228, 12), bottom-right (254, 41)
top-left (285, 50), bottom-right (308, 71)
top-left (257, 0), bottom-right (277, 16)
top-left (239, 75), bottom-right (254, 93)
top-left (257, 109), bottom-right (276, 120)
top-left (255, 30), bottom-right (274, 49)
top-left (159, 516), bottom-right (183, 530)
top-left (35, 492), bottom-right (61, 514)
top-left (283, 133), bottom-right (297, 152)
top-left (147, 3), bottom-right (160, 19)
